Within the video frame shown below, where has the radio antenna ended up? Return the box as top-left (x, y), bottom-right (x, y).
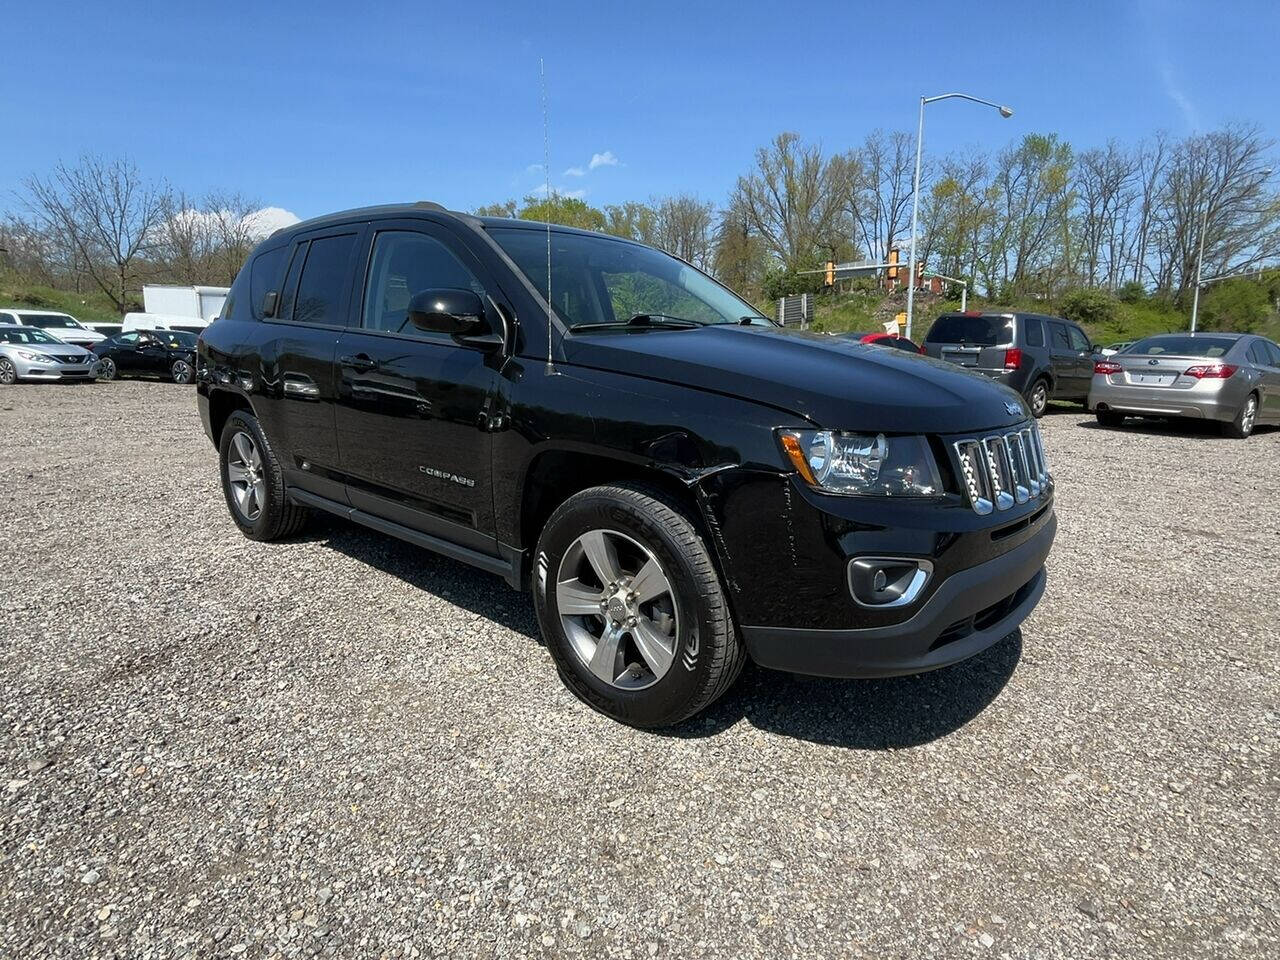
top-left (540, 57), bottom-right (556, 375)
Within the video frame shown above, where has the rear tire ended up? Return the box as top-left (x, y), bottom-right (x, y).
top-left (1221, 393), bottom-right (1259, 439)
top-left (1027, 378), bottom-right (1050, 418)
top-left (170, 358), bottom-right (194, 384)
top-left (1096, 409), bottom-right (1125, 428)
top-left (533, 483), bottom-right (745, 728)
top-left (218, 410), bottom-right (310, 540)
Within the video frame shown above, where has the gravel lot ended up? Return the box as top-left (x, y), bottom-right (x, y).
top-left (2, 381), bottom-right (1277, 959)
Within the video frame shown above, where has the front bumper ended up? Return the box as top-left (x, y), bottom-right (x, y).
top-left (740, 509), bottom-right (1055, 678)
top-left (1088, 376), bottom-right (1238, 422)
top-left (13, 357), bottom-right (99, 381)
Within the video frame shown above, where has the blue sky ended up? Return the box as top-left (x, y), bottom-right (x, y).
top-left (3, 0), bottom-right (1277, 225)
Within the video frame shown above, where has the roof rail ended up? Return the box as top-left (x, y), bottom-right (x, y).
top-left (413, 201), bottom-right (448, 212)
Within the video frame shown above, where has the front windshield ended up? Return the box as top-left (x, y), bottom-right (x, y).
top-left (0, 327), bottom-right (60, 344)
top-left (22, 313), bottom-right (79, 329)
top-left (489, 228), bottom-right (763, 328)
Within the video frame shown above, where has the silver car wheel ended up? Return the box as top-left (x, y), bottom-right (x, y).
top-left (1242, 396), bottom-right (1257, 434)
top-left (171, 359), bottom-right (193, 384)
top-left (1029, 380), bottom-right (1048, 416)
top-left (0, 358), bottom-right (15, 385)
top-left (98, 357), bottom-right (117, 381)
top-left (556, 529), bottom-right (679, 690)
top-left (226, 430), bottom-right (266, 522)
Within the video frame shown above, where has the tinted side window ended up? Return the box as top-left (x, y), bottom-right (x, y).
top-left (1247, 342), bottom-right (1267, 365)
top-left (250, 246), bottom-right (289, 319)
top-left (1049, 322), bottom-right (1071, 350)
top-left (292, 234), bottom-right (357, 325)
top-left (1067, 326), bottom-right (1091, 351)
top-left (361, 231), bottom-right (485, 339)
top-left (1023, 317), bottom-right (1044, 347)
top-left (1265, 341), bottom-right (1280, 366)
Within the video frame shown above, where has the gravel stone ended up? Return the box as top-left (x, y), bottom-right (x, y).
top-left (1, 383), bottom-right (1277, 958)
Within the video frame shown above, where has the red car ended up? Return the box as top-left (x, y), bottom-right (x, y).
top-left (837, 331), bottom-right (924, 353)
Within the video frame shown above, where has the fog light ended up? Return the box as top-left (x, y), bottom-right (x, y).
top-left (847, 557), bottom-right (933, 608)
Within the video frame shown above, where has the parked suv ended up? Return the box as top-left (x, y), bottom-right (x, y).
top-left (198, 203), bottom-right (1057, 727)
top-left (924, 312), bottom-right (1097, 417)
top-left (0, 309), bottom-right (106, 351)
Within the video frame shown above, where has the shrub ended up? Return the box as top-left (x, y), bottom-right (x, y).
top-left (1116, 281), bottom-right (1146, 304)
top-left (1200, 279), bottom-right (1271, 332)
top-left (1059, 288), bottom-right (1118, 328)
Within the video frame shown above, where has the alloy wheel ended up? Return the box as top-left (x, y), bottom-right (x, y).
top-left (226, 431), bottom-right (266, 522)
top-left (1030, 382), bottom-right (1048, 416)
top-left (555, 529), bottom-right (679, 690)
top-left (98, 357), bottom-right (116, 381)
top-left (1242, 396), bottom-right (1257, 434)
top-left (0, 359), bottom-right (15, 385)
top-left (171, 359), bottom-right (193, 384)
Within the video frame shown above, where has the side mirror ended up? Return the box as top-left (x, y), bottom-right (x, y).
top-left (1091, 344), bottom-right (1103, 354)
top-left (407, 288), bottom-right (487, 338)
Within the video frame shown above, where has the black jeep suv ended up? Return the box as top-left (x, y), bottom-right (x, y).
top-left (197, 203), bottom-right (1056, 727)
top-left (924, 311), bottom-right (1098, 417)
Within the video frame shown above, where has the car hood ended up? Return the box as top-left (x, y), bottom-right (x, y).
top-left (561, 324), bottom-right (1029, 433)
top-left (53, 328), bottom-right (105, 342)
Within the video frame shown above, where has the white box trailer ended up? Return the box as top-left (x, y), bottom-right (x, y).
top-left (122, 311), bottom-right (209, 334)
top-left (142, 284), bottom-right (229, 322)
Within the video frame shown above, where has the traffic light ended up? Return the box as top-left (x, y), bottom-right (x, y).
top-left (824, 261), bottom-right (835, 286)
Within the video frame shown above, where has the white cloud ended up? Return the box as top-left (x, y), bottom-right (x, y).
top-left (532, 184), bottom-right (587, 199)
top-left (1159, 63), bottom-right (1199, 131)
top-left (588, 150), bottom-right (619, 170)
top-left (526, 163), bottom-right (544, 175)
top-left (245, 206), bottom-right (301, 237)
top-left (563, 165), bottom-right (586, 177)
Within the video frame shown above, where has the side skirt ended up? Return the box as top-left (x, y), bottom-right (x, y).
top-left (288, 487), bottom-right (524, 589)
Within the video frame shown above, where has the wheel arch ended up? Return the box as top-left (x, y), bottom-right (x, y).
top-left (207, 389), bottom-right (257, 447)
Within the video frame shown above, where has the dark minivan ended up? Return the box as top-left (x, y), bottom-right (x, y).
top-left (197, 203), bottom-right (1056, 727)
top-left (924, 311), bottom-right (1097, 417)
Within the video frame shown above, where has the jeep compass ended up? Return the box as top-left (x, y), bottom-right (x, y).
top-left (197, 202), bottom-right (1056, 727)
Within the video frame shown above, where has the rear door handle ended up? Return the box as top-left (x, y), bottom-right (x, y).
top-left (339, 353), bottom-right (377, 372)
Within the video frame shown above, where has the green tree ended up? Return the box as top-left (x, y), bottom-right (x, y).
top-left (1199, 277), bottom-right (1271, 331)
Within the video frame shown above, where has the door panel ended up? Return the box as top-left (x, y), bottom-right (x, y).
top-left (1047, 321), bottom-right (1081, 398)
top-left (334, 224), bottom-right (501, 555)
top-left (1067, 325), bottom-right (1094, 398)
top-left (247, 230), bottom-right (362, 504)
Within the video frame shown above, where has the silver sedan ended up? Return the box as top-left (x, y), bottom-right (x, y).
top-left (1088, 332), bottom-right (1280, 438)
top-left (0, 324), bottom-right (100, 383)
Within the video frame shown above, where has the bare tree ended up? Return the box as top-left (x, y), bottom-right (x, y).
top-left (24, 155), bottom-right (168, 312)
top-left (731, 133), bottom-right (852, 269)
top-left (652, 194), bottom-right (716, 269)
top-left (847, 130), bottom-right (918, 263)
top-left (205, 192), bottom-right (266, 285)
top-left (1075, 141), bottom-right (1140, 289)
top-left (156, 192), bottom-right (218, 285)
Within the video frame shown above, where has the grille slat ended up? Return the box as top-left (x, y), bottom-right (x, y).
top-left (953, 422), bottom-right (1050, 514)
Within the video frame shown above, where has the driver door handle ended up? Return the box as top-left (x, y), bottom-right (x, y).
top-left (339, 353), bottom-right (377, 372)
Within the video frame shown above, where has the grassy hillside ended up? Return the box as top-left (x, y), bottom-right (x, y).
top-left (0, 277), bottom-right (124, 324)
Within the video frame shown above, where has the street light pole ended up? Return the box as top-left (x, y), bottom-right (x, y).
top-left (904, 93), bottom-right (1012, 341)
top-left (1190, 165), bottom-right (1272, 332)
top-left (1190, 202), bottom-right (1209, 332)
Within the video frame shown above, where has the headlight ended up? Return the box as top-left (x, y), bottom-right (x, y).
top-left (778, 430), bottom-right (943, 497)
top-left (16, 350), bottom-right (48, 363)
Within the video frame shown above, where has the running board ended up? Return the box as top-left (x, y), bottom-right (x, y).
top-left (287, 487), bottom-right (521, 588)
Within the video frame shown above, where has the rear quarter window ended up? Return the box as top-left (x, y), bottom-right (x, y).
top-left (250, 246), bottom-right (289, 320)
top-left (1023, 317), bottom-right (1044, 347)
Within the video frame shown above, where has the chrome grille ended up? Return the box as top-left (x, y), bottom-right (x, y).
top-left (953, 422), bottom-right (1050, 515)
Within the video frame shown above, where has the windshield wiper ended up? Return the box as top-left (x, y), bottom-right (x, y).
top-left (570, 313), bottom-right (702, 332)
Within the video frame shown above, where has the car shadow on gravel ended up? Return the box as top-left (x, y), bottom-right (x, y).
top-left (1075, 417), bottom-right (1278, 438)
top-left (665, 631), bottom-right (1023, 749)
top-left (298, 515), bottom-right (1021, 749)
top-left (299, 515), bottom-right (540, 640)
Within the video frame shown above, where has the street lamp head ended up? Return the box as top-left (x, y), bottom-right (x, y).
top-left (999, 105), bottom-right (1014, 118)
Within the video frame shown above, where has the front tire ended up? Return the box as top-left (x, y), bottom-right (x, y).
top-left (533, 483), bottom-right (745, 728)
top-left (1221, 393), bottom-right (1259, 439)
top-left (1027, 378), bottom-right (1050, 418)
top-left (218, 410), bottom-right (309, 540)
top-left (171, 358), bottom-right (194, 384)
top-left (0, 358), bottom-right (17, 385)
top-left (97, 357), bottom-right (117, 381)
